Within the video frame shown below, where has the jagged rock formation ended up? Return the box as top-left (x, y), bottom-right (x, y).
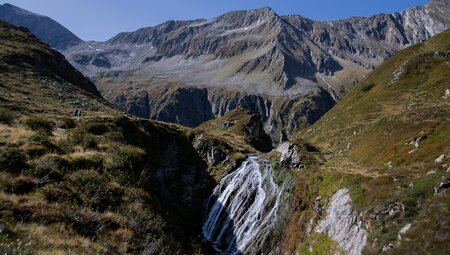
top-left (0, 3), bottom-right (83, 50)
top-left (316, 188), bottom-right (367, 255)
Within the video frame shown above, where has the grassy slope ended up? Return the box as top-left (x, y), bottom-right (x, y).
top-left (0, 21), bottom-right (218, 254)
top-left (296, 29), bottom-right (450, 254)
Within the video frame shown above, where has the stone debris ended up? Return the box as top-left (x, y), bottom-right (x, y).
top-left (408, 131), bottom-right (427, 149)
top-left (389, 65), bottom-right (405, 85)
top-left (316, 188), bottom-right (367, 255)
top-left (427, 170), bottom-right (437, 175)
top-left (382, 243), bottom-right (394, 252)
top-left (398, 223), bottom-right (412, 240)
top-left (435, 154), bottom-right (447, 164)
top-left (443, 88), bottom-right (450, 99)
top-left (219, 120), bottom-right (237, 129)
top-left (434, 177), bottom-right (450, 195)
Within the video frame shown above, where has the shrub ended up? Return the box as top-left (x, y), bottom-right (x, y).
top-left (83, 137), bottom-right (98, 150)
top-left (4, 176), bottom-right (36, 194)
top-left (0, 108), bottom-right (13, 124)
top-left (67, 153), bottom-right (103, 171)
top-left (361, 83), bottom-right (375, 93)
top-left (68, 129), bottom-right (98, 150)
top-left (105, 145), bottom-right (145, 172)
top-left (57, 117), bottom-right (76, 129)
top-left (0, 147), bottom-right (27, 172)
top-left (30, 155), bottom-right (67, 182)
top-left (24, 117), bottom-right (54, 134)
top-left (67, 169), bottom-right (122, 211)
top-left (42, 184), bottom-right (80, 204)
top-left (104, 131), bottom-right (126, 143)
top-left (82, 122), bottom-right (110, 135)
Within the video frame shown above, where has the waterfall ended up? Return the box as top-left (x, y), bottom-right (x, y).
top-left (202, 155), bottom-right (283, 254)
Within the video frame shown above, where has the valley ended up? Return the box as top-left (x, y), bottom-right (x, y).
top-left (0, 1), bottom-right (449, 254)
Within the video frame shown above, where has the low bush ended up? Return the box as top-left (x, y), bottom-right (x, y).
top-left (82, 122), bottom-right (110, 135)
top-left (24, 117), bottom-right (54, 134)
top-left (66, 153), bottom-right (103, 171)
top-left (57, 117), bottom-right (76, 129)
top-left (0, 108), bottom-right (13, 124)
top-left (4, 176), bottom-right (36, 194)
top-left (0, 147), bottom-right (27, 172)
top-left (30, 155), bottom-right (67, 182)
top-left (67, 169), bottom-right (123, 211)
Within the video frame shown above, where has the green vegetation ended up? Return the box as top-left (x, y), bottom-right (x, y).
top-left (297, 233), bottom-right (344, 255)
top-left (295, 29), bottom-right (450, 254)
top-left (0, 113), bottom-right (217, 254)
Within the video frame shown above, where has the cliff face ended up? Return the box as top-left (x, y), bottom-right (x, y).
top-left (104, 81), bottom-right (335, 141)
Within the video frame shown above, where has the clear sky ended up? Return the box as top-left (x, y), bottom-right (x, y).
top-left (1, 0), bottom-right (430, 41)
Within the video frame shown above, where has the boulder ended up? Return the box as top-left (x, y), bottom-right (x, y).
top-left (276, 142), bottom-right (304, 169)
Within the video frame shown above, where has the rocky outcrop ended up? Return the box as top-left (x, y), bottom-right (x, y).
top-left (316, 188), bottom-right (367, 255)
top-left (245, 113), bottom-right (273, 152)
top-left (276, 142), bottom-right (304, 169)
top-left (0, 3), bottom-right (83, 50)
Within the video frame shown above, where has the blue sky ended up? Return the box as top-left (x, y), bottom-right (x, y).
top-left (2, 0), bottom-right (430, 41)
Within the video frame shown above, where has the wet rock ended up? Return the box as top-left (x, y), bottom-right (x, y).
top-left (316, 188), bottom-right (367, 255)
top-left (207, 147), bottom-right (227, 166)
top-left (193, 134), bottom-right (229, 167)
top-left (276, 142), bottom-right (304, 169)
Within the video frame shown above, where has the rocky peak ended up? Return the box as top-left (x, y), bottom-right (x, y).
top-left (215, 6), bottom-right (279, 28)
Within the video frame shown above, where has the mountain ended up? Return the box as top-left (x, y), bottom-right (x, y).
top-left (61, 0), bottom-right (450, 141)
top-left (0, 19), bottom-right (275, 254)
top-left (296, 28), bottom-right (450, 254)
top-left (0, 3), bottom-right (83, 51)
top-left (0, 20), bottom-right (104, 114)
top-left (0, 14), bottom-right (449, 255)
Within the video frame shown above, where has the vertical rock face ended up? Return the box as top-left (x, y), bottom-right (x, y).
top-left (316, 188), bottom-right (367, 255)
top-left (202, 156), bottom-right (283, 254)
top-left (104, 81), bottom-right (335, 141)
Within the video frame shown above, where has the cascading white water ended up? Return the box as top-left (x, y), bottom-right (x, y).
top-left (202, 155), bottom-right (283, 254)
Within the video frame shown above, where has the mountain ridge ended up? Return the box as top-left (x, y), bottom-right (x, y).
top-left (0, 3), bottom-right (83, 51)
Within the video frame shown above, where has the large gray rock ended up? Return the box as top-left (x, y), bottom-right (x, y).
top-left (316, 188), bottom-right (367, 255)
top-left (276, 142), bottom-right (304, 169)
